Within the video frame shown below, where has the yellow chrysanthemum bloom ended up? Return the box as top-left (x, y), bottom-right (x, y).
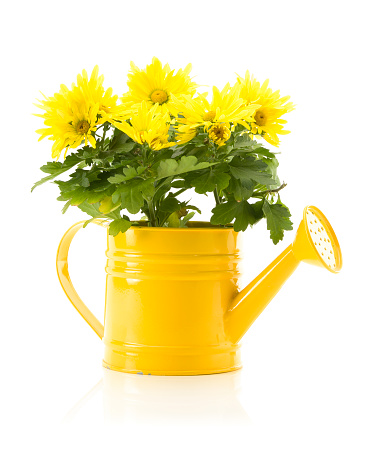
top-left (208, 123), bottom-right (231, 147)
top-left (72, 66), bottom-right (129, 123)
top-left (121, 57), bottom-right (198, 116)
top-left (172, 83), bottom-right (260, 144)
top-left (112, 101), bottom-right (175, 151)
top-left (35, 66), bottom-right (127, 159)
top-left (174, 125), bottom-right (198, 144)
top-left (236, 71), bottom-right (295, 147)
top-left (35, 85), bottom-right (99, 160)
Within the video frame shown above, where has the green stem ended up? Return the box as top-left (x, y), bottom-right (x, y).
top-left (252, 182), bottom-right (287, 198)
top-left (213, 187), bottom-right (221, 206)
top-left (172, 188), bottom-right (187, 198)
top-left (140, 144), bottom-right (150, 167)
top-left (154, 177), bottom-right (172, 194)
top-left (101, 123), bottom-right (109, 149)
top-left (147, 199), bottom-right (157, 227)
top-left (159, 214), bottom-right (171, 227)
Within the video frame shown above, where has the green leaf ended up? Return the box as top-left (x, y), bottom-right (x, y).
top-left (83, 217), bottom-right (98, 228)
top-left (180, 212), bottom-right (195, 227)
top-left (57, 185), bottom-right (109, 206)
top-left (252, 147), bottom-right (277, 159)
top-left (108, 129), bottom-right (134, 153)
top-left (171, 180), bottom-right (186, 188)
top-left (262, 200), bottom-right (293, 244)
top-left (217, 145), bottom-right (233, 156)
top-left (61, 200), bottom-right (71, 214)
top-left (113, 178), bottom-right (155, 214)
top-left (107, 166), bottom-right (143, 184)
top-left (185, 146), bottom-right (209, 159)
top-left (232, 201), bottom-right (261, 231)
top-left (157, 156), bottom-right (211, 179)
top-left (32, 154), bottom-right (83, 191)
top-left (77, 202), bottom-right (103, 218)
top-left (77, 201), bottom-right (122, 221)
top-left (107, 143), bottom-right (135, 154)
top-left (81, 176), bottom-right (90, 187)
top-left (85, 189), bottom-right (113, 204)
top-left (109, 217), bottom-right (132, 236)
top-left (136, 166), bottom-right (147, 175)
top-left (184, 204), bottom-right (201, 214)
top-left (61, 187), bottom-right (88, 206)
top-left (159, 196), bottom-right (181, 214)
top-left (151, 148), bottom-right (175, 165)
top-left (191, 169), bottom-right (230, 194)
top-left (39, 163), bottom-right (62, 174)
top-left (85, 173), bottom-right (114, 192)
top-left (108, 174), bottom-right (131, 184)
top-left (98, 196), bottom-right (120, 214)
top-left (210, 201), bottom-right (239, 226)
top-left (229, 156), bottom-right (276, 186)
top-left (153, 177), bottom-right (174, 202)
top-left (167, 212), bottom-right (180, 227)
top-left (55, 168), bottom-right (100, 192)
top-left (210, 200), bottom-right (264, 232)
top-left (227, 177), bottom-right (254, 200)
top-left (262, 157), bottom-right (281, 188)
top-left (234, 135), bottom-right (259, 149)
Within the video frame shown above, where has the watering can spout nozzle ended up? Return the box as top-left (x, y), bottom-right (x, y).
top-left (225, 205), bottom-right (342, 344)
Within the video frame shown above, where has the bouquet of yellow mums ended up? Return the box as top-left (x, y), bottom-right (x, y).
top-left (33, 57), bottom-right (294, 243)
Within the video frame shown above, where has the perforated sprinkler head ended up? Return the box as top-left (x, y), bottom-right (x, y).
top-left (292, 205), bottom-right (342, 273)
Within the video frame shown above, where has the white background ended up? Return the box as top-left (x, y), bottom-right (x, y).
top-left (1, 0), bottom-right (375, 456)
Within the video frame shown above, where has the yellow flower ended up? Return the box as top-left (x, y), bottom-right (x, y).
top-left (122, 57), bottom-right (198, 116)
top-left (175, 126), bottom-right (198, 144)
top-left (236, 71), bottom-right (294, 147)
top-left (35, 85), bottom-right (99, 160)
top-left (112, 101), bottom-right (175, 151)
top-left (64, 103), bottom-right (98, 149)
top-left (208, 123), bottom-right (231, 147)
top-left (172, 83), bottom-right (259, 144)
top-left (72, 66), bottom-right (129, 123)
top-left (35, 66), bottom-right (126, 159)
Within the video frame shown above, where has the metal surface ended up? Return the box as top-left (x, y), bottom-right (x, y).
top-left (56, 205), bottom-right (342, 375)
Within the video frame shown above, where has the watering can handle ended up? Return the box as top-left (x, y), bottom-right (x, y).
top-left (56, 220), bottom-right (105, 339)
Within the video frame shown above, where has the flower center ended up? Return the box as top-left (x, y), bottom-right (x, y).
top-left (76, 120), bottom-right (90, 134)
top-left (211, 125), bottom-right (226, 139)
top-left (203, 110), bottom-right (216, 122)
top-left (208, 123), bottom-right (231, 146)
top-left (254, 110), bottom-right (267, 126)
top-left (150, 89), bottom-right (168, 104)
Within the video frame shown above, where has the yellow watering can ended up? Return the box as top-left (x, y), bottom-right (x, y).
top-left (57, 205), bottom-right (342, 375)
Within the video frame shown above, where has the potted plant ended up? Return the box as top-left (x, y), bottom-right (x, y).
top-left (32, 58), bottom-right (341, 375)
top-left (33, 57), bottom-right (294, 241)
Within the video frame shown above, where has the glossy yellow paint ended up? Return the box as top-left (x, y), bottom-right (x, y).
top-left (56, 205), bottom-right (342, 375)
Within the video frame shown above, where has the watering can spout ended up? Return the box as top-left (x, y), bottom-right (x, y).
top-left (225, 206), bottom-right (342, 344)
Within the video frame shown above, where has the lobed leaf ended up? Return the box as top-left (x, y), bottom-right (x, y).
top-left (191, 169), bottom-right (230, 194)
top-left (109, 217), bottom-right (132, 236)
top-left (157, 156), bottom-right (212, 179)
top-left (32, 154), bottom-right (84, 191)
top-left (113, 178), bottom-right (155, 214)
top-left (210, 200), bottom-right (264, 232)
top-left (229, 156), bottom-right (276, 186)
top-left (262, 200), bottom-right (293, 244)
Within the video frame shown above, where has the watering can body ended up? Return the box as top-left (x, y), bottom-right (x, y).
top-left (103, 224), bottom-right (242, 375)
top-left (56, 207), bottom-right (342, 375)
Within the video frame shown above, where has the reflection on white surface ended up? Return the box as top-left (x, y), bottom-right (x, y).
top-left (64, 368), bottom-right (251, 425)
